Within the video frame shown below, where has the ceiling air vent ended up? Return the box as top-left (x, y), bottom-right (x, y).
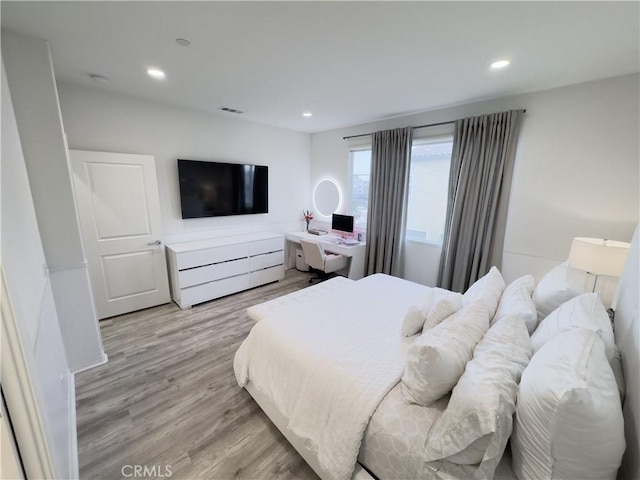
top-left (218, 107), bottom-right (244, 114)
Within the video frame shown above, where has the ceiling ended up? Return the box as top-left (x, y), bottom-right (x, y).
top-left (2, 1), bottom-right (638, 133)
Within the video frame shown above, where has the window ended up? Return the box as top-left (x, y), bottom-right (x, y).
top-left (347, 136), bottom-right (452, 242)
top-left (405, 137), bottom-right (453, 244)
top-left (349, 148), bottom-right (372, 227)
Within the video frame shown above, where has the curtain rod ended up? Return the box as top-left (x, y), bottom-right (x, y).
top-left (342, 109), bottom-right (527, 140)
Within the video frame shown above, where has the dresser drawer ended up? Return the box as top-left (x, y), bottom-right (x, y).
top-left (250, 251), bottom-right (284, 272)
top-left (178, 258), bottom-right (249, 288)
top-left (248, 237), bottom-right (283, 256)
top-left (250, 265), bottom-right (284, 287)
top-left (176, 243), bottom-right (248, 270)
top-left (180, 274), bottom-right (251, 307)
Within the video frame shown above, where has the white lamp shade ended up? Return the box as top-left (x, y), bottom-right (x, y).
top-left (568, 237), bottom-right (631, 277)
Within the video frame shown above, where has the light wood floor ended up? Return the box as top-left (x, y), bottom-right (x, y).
top-left (76, 269), bottom-right (319, 480)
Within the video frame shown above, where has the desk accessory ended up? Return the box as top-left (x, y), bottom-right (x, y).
top-left (303, 210), bottom-right (314, 231)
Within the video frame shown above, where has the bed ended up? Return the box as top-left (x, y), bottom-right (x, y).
top-left (234, 228), bottom-right (639, 480)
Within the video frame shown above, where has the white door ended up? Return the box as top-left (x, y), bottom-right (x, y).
top-left (69, 150), bottom-right (170, 319)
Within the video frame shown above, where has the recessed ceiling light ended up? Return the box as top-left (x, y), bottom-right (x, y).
top-left (302, 112), bottom-right (313, 117)
top-left (147, 68), bottom-right (166, 79)
top-left (88, 74), bottom-right (109, 83)
top-left (490, 60), bottom-right (510, 70)
top-left (176, 38), bottom-right (191, 47)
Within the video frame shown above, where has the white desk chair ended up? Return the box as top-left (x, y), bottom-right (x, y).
top-left (300, 239), bottom-right (348, 284)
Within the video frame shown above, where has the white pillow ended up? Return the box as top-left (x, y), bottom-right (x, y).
top-left (463, 266), bottom-right (505, 318)
top-left (532, 261), bottom-right (585, 322)
top-left (493, 281), bottom-right (537, 334)
top-left (401, 288), bottom-right (460, 336)
top-left (512, 329), bottom-right (625, 480)
top-left (531, 292), bottom-right (624, 398)
top-left (508, 274), bottom-right (536, 296)
top-left (402, 306), bottom-right (428, 337)
top-left (402, 301), bottom-right (489, 406)
top-left (425, 315), bottom-right (531, 470)
top-left (423, 293), bottom-right (463, 331)
top-left (531, 293), bottom-right (616, 364)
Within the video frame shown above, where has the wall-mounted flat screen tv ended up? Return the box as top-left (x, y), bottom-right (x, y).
top-left (178, 159), bottom-right (268, 218)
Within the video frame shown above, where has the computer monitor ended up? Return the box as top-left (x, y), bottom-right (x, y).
top-left (331, 214), bottom-right (354, 236)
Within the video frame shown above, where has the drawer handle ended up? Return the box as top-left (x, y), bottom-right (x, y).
top-left (147, 240), bottom-right (162, 246)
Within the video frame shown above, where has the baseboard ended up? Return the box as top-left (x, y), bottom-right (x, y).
top-left (71, 353), bottom-right (108, 374)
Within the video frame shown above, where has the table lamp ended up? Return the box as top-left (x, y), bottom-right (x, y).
top-left (568, 237), bottom-right (631, 292)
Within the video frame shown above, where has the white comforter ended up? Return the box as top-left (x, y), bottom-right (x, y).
top-left (234, 274), bottom-right (428, 480)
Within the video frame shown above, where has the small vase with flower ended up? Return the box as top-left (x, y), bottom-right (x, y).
top-left (303, 210), bottom-right (313, 231)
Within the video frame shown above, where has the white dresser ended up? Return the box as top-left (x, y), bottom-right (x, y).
top-left (166, 232), bottom-right (285, 308)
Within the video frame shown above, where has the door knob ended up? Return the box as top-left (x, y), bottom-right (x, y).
top-left (147, 240), bottom-right (162, 246)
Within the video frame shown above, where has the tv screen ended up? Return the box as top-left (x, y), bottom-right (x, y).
top-left (178, 159), bottom-right (268, 218)
top-left (332, 214), bottom-right (354, 234)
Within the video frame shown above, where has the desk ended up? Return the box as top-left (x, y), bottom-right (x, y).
top-left (286, 231), bottom-right (366, 280)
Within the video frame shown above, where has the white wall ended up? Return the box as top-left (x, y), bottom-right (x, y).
top-left (1, 60), bottom-right (78, 479)
top-left (2, 32), bottom-right (105, 373)
top-left (56, 83), bottom-right (311, 245)
top-left (310, 74), bottom-right (639, 288)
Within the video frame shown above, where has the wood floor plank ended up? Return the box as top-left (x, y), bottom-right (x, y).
top-left (76, 269), bottom-right (318, 479)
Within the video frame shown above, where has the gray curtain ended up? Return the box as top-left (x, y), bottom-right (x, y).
top-left (365, 127), bottom-right (413, 276)
top-left (437, 110), bottom-right (524, 292)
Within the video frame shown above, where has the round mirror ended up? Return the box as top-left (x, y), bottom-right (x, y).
top-left (313, 178), bottom-right (341, 217)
